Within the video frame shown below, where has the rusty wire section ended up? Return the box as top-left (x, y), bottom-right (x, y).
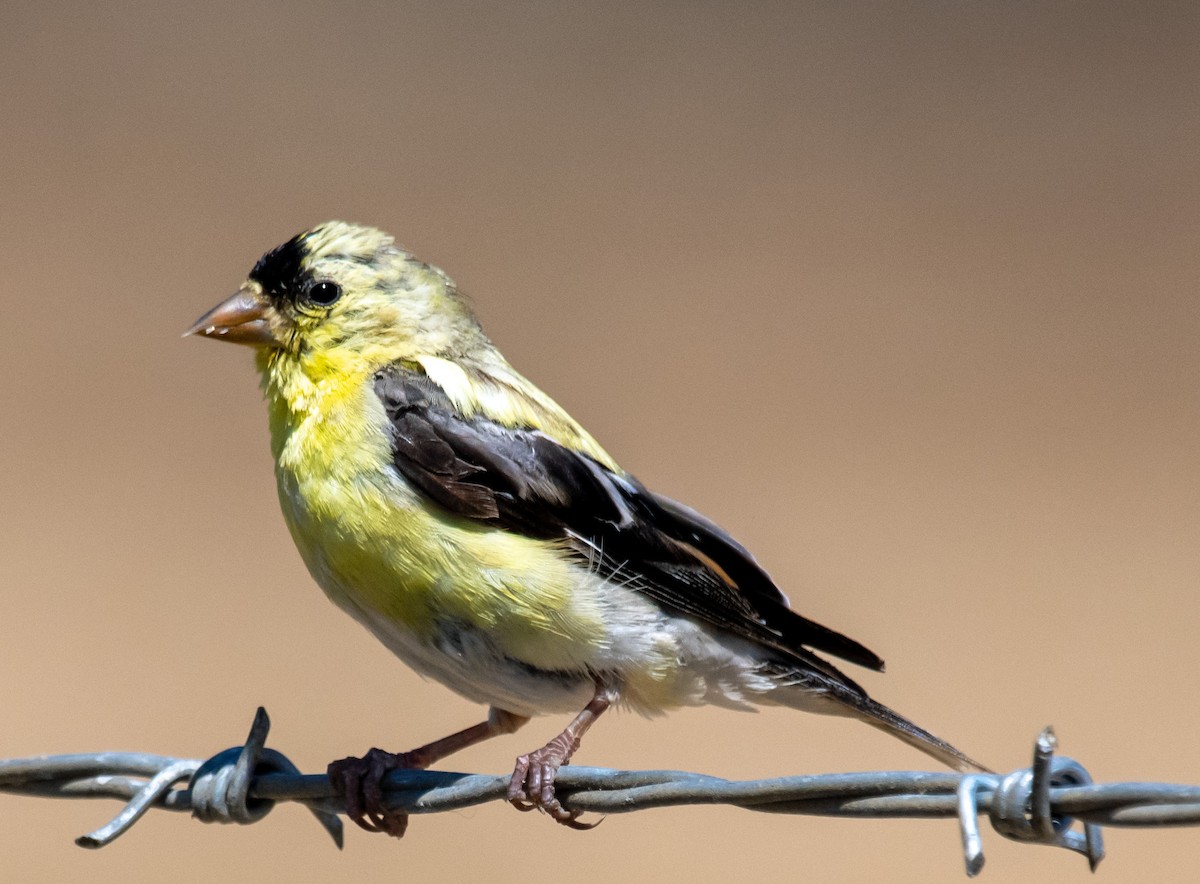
top-left (3, 708), bottom-right (1200, 876)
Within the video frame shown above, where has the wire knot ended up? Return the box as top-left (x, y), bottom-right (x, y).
top-left (957, 726), bottom-right (1104, 876)
top-left (188, 708), bottom-right (343, 846)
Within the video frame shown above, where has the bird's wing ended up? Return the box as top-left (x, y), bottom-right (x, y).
top-left (373, 366), bottom-right (885, 674)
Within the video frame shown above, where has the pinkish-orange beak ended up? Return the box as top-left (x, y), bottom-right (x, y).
top-left (184, 286), bottom-right (280, 347)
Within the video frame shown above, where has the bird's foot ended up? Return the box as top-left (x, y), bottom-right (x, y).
top-left (506, 732), bottom-right (597, 830)
top-left (328, 747), bottom-right (426, 837)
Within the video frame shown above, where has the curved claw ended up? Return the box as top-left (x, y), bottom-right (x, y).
top-left (505, 685), bottom-right (613, 831)
top-left (506, 747), bottom-right (598, 830)
top-left (506, 752), bottom-right (538, 812)
top-left (327, 748), bottom-right (418, 838)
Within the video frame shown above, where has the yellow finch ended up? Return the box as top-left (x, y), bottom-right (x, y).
top-left (187, 221), bottom-right (985, 836)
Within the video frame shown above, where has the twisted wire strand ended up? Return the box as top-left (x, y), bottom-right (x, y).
top-left (2, 709), bottom-right (1198, 876)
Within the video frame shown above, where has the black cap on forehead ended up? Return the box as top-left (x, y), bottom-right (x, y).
top-left (249, 232), bottom-right (307, 298)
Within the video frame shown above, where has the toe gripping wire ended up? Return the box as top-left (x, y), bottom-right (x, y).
top-left (957, 727), bottom-right (1103, 876)
top-left (188, 708), bottom-right (343, 848)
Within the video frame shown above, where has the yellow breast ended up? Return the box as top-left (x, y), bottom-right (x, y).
top-left (260, 349), bottom-right (607, 670)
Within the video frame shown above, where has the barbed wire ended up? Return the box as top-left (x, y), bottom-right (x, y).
top-left (3, 708), bottom-right (1199, 876)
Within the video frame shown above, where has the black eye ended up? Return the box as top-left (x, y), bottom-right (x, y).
top-left (306, 281), bottom-right (342, 306)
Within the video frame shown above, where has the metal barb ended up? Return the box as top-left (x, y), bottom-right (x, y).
top-left (229, 706), bottom-right (271, 821)
top-left (75, 760), bottom-right (199, 848)
top-left (188, 707), bottom-right (343, 848)
top-left (1029, 727), bottom-right (1057, 840)
top-left (987, 727), bottom-right (1105, 873)
top-left (956, 774), bottom-right (990, 877)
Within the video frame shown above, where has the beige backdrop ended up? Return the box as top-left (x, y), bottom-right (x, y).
top-left (2, 3), bottom-right (1197, 882)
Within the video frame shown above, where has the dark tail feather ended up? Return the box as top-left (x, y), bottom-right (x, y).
top-left (767, 655), bottom-right (989, 772)
top-left (850, 695), bottom-right (992, 773)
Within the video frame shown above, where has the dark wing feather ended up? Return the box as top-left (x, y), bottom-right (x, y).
top-left (646, 494), bottom-right (886, 670)
top-left (374, 366), bottom-right (885, 673)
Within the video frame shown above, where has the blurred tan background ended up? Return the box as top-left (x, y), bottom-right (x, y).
top-left (1, 2), bottom-right (1197, 881)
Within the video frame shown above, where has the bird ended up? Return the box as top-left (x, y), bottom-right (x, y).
top-left (186, 221), bottom-right (987, 837)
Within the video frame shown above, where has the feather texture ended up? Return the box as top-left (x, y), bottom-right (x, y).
top-left (373, 365), bottom-right (886, 675)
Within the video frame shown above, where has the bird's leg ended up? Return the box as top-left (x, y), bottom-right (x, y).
top-left (329, 707), bottom-right (529, 838)
top-left (507, 682), bottom-right (615, 829)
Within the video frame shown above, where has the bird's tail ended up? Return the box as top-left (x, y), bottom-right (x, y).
top-left (768, 665), bottom-right (990, 772)
top-left (845, 694), bottom-right (991, 773)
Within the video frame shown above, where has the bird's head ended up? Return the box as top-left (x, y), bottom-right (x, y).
top-left (186, 221), bottom-right (485, 371)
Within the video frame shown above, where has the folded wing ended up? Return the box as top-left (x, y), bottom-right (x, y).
top-left (373, 365), bottom-right (885, 677)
